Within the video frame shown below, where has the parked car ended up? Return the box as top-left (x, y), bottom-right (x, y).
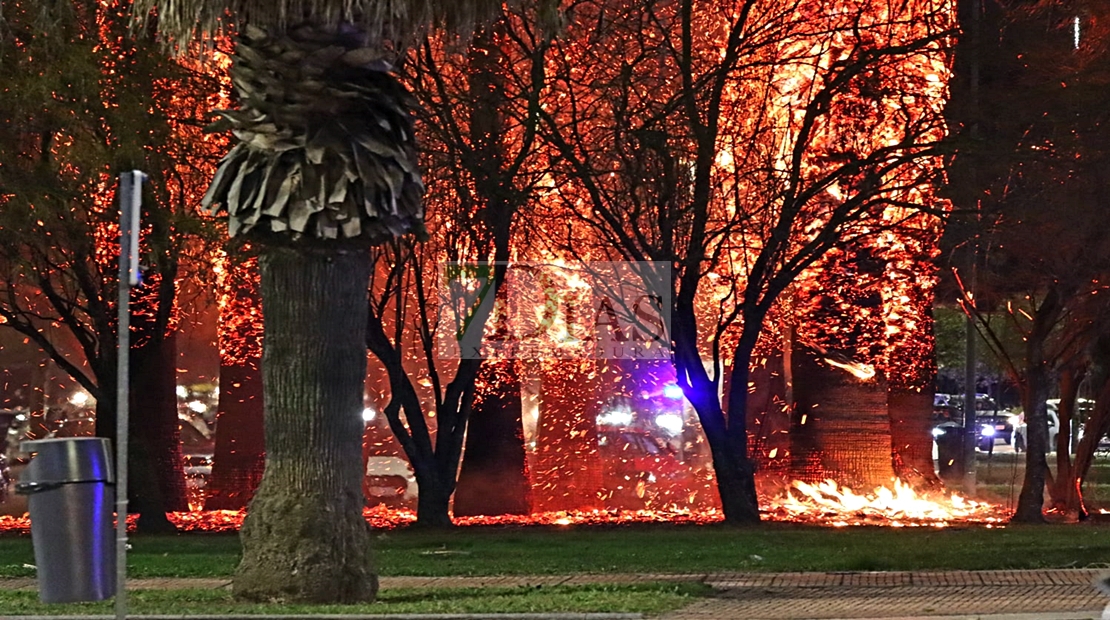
top-left (975, 412), bottom-right (1014, 450)
top-left (363, 456), bottom-right (417, 508)
top-left (931, 400), bottom-right (1005, 452)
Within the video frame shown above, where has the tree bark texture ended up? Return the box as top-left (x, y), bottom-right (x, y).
top-left (534, 360), bottom-right (603, 512)
top-left (454, 360), bottom-right (531, 517)
top-left (129, 336), bottom-right (186, 529)
top-left (790, 349), bottom-right (896, 489)
top-left (234, 247), bottom-right (376, 603)
top-left (1049, 365), bottom-right (1082, 510)
top-left (207, 360), bottom-right (266, 510)
top-left (1065, 374), bottom-right (1110, 517)
top-left (1013, 359), bottom-right (1050, 523)
top-left (887, 388), bottom-right (941, 489)
top-left (684, 317), bottom-right (760, 524)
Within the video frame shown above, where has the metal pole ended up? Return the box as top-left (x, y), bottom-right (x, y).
top-left (115, 171), bottom-right (144, 620)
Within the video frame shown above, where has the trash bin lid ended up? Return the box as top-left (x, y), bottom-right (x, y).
top-left (20, 437), bottom-right (114, 484)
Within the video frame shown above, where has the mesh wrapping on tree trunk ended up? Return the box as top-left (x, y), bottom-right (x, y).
top-left (202, 24), bottom-right (425, 244)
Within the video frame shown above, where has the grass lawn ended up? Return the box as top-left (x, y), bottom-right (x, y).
top-left (3, 522), bottom-right (1110, 579)
top-left (974, 451), bottom-right (1110, 510)
top-left (0, 583), bottom-right (710, 616)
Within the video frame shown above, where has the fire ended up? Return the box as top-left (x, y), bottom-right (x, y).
top-left (823, 359), bottom-right (877, 381)
top-left (765, 479), bottom-right (1006, 527)
top-left (0, 484), bottom-right (1006, 534)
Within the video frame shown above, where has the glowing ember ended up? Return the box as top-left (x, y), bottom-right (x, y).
top-left (823, 359), bottom-right (877, 382)
top-left (765, 479), bottom-right (1007, 527)
top-left (0, 486), bottom-right (1006, 535)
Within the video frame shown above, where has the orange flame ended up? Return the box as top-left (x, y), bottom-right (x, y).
top-left (766, 479), bottom-right (1006, 527)
top-left (823, 359), bottom-right (877, 381)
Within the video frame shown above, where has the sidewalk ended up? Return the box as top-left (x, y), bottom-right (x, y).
top-left (3, 569), bottom-right (1108, 619)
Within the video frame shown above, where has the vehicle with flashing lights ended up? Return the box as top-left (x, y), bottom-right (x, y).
top-left (974, 412), bottom-right (1013, 451)
top-left (597, 429), bottom-right (686, 509)
top-left (363, 456), bottom-right (417, 508)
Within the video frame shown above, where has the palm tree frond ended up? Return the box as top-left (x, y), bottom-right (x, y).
top-left (201, 24), bottom-right (426, 246)
top-left (132, 0), bottom-right (513, 50)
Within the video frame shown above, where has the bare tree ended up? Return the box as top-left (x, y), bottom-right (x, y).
top-left (364, 18), bottom-right (549, 526)
top-left (518, 0), bottom-right (953, 522)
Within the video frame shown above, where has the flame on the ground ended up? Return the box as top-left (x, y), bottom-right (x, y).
top-left (764, 479), bottom-right (1007, 527)
top-left (0, 484), bottom-right (1008, 533)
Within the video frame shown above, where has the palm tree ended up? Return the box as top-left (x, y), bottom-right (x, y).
top-left (130, 0), bottom-right (541, 603)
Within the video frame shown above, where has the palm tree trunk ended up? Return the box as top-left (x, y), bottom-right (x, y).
top-left (207, 360), bottom-right (265, 510)
top-left (791, 347), bottom-right (896, 489)
top-left (888, 388), bottom-right (941, 489)
top-left (234, 246), bottom-right (376, 603)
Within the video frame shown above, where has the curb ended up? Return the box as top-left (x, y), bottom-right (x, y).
top-left (824, 613), bottom-right (1103, 620)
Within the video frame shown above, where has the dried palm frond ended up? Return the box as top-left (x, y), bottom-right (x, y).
top-left (130, 0), bottom-right (558, 51)
top-left (201, 24), bottom-right (425, 245)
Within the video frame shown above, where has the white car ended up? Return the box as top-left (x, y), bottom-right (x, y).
top-left (363, 456), bottom-right (418, 508)
top-left (1011, 406), bottom-right (1059, 453)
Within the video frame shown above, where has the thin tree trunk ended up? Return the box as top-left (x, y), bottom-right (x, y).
top-left (454, 360), bottom-right (531, 517)
top-left (234, 247), bottom-right (376, 603)
top-left (718, 333), bottom-right (762, 523)
top-left (674, 310), bottom-right (759, 524)
top-left (130, 336), bottom-right (185, 530)
top-left (1063, 353), bottom-right (1110, 517)
top-left (1013, 357), bottom-right (1050, 523)
top-left (207, 360), bottom-right (265, 510)
top-left (1049, 365), bottom-right (1082, 509)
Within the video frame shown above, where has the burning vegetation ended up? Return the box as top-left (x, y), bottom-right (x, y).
top-left (0, 0), bottom-right (1022, 532)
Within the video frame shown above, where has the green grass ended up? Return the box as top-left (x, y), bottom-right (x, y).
top-left (5, 522), bottom-right (1110, 579)
top-left (0, 583), bottom-right (710, 616)
top-left (974, 451), bottom-right (1110, 509)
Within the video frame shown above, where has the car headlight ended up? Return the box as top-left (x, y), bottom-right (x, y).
top-left (1008, 415), bottom-right (1021, 426)
top-left (980, 425), bottom-right (996, 437)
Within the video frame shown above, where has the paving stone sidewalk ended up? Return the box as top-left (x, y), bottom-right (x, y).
top-left (4, 569), bottom-right (1109, 619)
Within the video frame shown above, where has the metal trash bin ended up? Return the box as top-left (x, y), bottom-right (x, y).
top-left (16, 437), bottom-right (115, 603)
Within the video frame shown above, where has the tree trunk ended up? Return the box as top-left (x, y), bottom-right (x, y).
top-left (677, 312), bottom-right (759, 524)
top-left (130, 336), bottom-right (185, 532)
top-left (1049, 365), bottom-right (1082, 510)
top-left (234, 247), bottom-right (376, 603)
top-left (1013, 358), bottom-right (1050, 523)
top-left (888, 388), bottom-right (941, 489)
top-left (207, 360), bottom-right (266, 510)
top-left (790, 348), bottom-right (896, 489)
top-left (885, 298), bottom-right (941, 490)
top-left (1062, 353), bottom-right (1110, 517)
top-left (534, 359), bottom-right (603, 512)
top-left (454, 360), bottom-right (531, 517)
top-left (413, 468), bottom-right (454, 527)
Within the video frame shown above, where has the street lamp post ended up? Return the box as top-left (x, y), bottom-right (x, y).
top-left (115, 170), bottom-right (145, 620)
